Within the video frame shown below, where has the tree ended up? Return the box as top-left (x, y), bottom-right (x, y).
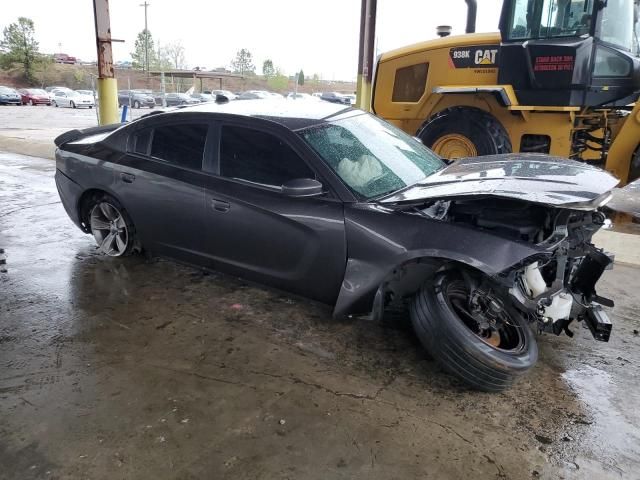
top-left (267, 67), bottom-right (288, 91)
top-left (131, 29), bottom-right (157, 70)
top-left (0, 17), bottom-right (40, 81)
top-left (162, 42), bottom-right (186, 69)
top-left (231, 48), bottom-right (255, 76)
top-left (262, 59), bottom-right (275, 77)
top-left (297, 70), bottom-right (304, 86)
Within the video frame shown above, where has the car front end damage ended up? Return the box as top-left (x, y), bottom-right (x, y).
top-left (465, 200), bottom-right (615, 343)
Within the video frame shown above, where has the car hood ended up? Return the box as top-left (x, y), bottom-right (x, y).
top-left (380, 154), bottom-right (619, 209)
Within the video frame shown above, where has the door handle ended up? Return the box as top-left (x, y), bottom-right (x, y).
top-left (211, 198), bottom-right (230, 213)
top-left (120, 172), bottom-right (135, 184)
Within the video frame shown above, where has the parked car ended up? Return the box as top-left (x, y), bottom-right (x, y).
top-left (0, 86), bottom-right (23, 105)
top-left (287, 92), bottom-right (317, 100)
top-left (51, 90), bottom-right (95, 108)
top-left (54, 53), bottom-right (77, 64)
top-left (54, 99), bottom-right (618, 392)
top-left (76, 90), bottom-right (97, 99)
top-left (18, 88), bottom-right (52, 106)
top-left (320, 91), bottom-right (351, 105)
top-left (118, 90), bottom-right (156, 109)
top-left (164, 93), bottom-right (201, 107)
top-left (45, 86), bottom-right (72, 100)
top-left (237, 90), bottom-right (272, 100)
top-left (190, 92), bottom-right (214, 102)
top-left (343, 94), bottom-right (356, 105)
top-left (208, 90), bottom-right (237, 100)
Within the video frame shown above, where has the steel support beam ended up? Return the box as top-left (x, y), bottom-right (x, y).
top-left (92, 0), bottom-right (119, 125)
top-left (356, 0), bottom-right (377, 111)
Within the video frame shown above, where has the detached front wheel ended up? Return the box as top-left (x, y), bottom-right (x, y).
top-left (411, 270), bottom-right (537, 391)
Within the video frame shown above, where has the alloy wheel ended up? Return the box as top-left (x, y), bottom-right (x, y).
top-left (90, 202), bottom-right (129, 257)
top-left (444, 277), bottom-right (525, 352)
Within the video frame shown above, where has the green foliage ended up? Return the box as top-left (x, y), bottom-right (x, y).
top-left (297, 70), bottom-right (304, 85)
top-left (231, 48), bottom-right (255, 76)
top-left (0, 17), bottom-right (40, 81)
top-left (32, 54), bottom-right (54, 87)
top-left (267, 68), bottom-right (288, 91)
top-left (262, 59), bottom-right (275, 77)
top-left (131, 29), bottom-right (157, 70)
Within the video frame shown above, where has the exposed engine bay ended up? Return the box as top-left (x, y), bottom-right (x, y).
top-left (401, 198), bottom-right (614, 342)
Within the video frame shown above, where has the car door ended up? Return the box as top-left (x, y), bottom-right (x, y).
top-left (111, 116), bottom-right (214, 264)
top-left (203, 120), bottom-right (347, 304)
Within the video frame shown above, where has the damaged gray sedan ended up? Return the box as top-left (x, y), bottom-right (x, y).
top-left (54, 100), bottom-right (618, 391)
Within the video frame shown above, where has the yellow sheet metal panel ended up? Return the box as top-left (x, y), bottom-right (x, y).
top-left (374, 38), bottom-right (501, 120)
top-left (380, 32), bottom-right (502, 63)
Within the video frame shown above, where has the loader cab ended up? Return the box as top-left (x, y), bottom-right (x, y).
top-left (497, 0), bottom-right (640, 106)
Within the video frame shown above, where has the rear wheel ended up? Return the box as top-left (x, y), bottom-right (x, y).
top-left (28, 99), bottom-right (34, 106)
top-left (71, 101), bottom-right (76, 109)
top-left (417, 107), bottom-right (512, 159)
top-left (87, 194), bottom-right (137, 257)
top-left (410, 269), bottom-right (537, 391)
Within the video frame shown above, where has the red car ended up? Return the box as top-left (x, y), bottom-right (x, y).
top-left (18, 88), bottom-right (51, 106)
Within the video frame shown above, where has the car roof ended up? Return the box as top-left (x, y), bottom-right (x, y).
top-left (157, 98), bottom-right (358, 130)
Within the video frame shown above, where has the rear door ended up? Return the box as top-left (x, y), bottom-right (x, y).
top-left (111, 115), bottom-right (214, 263)
top-left (202, 120), bottom-right (346, 304)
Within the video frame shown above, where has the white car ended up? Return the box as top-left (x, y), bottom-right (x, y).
top-left (52, 90), bottom-right (95, 109)
top-left (209, 89), bottom-right (237, 100)
top-left (76, 89), bottom-right (98, 99)
top-left (286, 92), bottom-right (318, 100)
top-left (45, 86), bottom-right (72, 100)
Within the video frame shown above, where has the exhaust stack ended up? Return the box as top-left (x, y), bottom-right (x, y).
top-left (436, 25), bottom-right (452, 37)
top-left (465, 0), bottom-right (477, 33)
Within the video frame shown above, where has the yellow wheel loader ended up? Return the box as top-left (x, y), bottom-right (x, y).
top-left (372, 0), bottom-right (640, 184)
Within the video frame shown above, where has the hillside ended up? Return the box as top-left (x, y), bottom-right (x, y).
top-left (0, 63), bottom-right (356, 95)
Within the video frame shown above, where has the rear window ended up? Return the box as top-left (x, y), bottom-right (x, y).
top-left (132, 128), bottom-right (152, 155)
top-left (150, 123), bottom-right (208, 170)
top-left (392, 63), bottom-right (429, 102)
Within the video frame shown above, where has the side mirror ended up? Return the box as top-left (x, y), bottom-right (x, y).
top-left (281, 178), bottom-right (323, 197)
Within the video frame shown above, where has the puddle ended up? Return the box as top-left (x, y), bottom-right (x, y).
top-left (561, 366), bottom-right (640, 479)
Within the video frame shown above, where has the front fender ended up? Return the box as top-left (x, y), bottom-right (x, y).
top-left (332, 204), bottom-right (542, 318)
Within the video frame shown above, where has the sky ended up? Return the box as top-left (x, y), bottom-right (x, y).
top-left (1, 0), bottom-right (503, 81)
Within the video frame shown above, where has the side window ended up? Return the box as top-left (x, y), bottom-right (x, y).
top-left (150, 123), bottom-right (208, 170)
top-left (392, 63), bottom-right (429, 102)
top-left (220, 125), bottom-right (315, 188)
top-left (132, 128), bottom-right (152, 155)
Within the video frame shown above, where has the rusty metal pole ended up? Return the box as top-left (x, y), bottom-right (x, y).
top-left (92, 0), bottom-right (119, 125)
top-left (356, 0), bottom-right (377, 111)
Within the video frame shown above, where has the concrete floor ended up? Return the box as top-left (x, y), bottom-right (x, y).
top-left (1, 152), bottom-right (640, 480)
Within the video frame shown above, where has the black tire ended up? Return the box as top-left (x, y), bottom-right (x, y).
top-left (71, 101), bottom-right (76, 109)
top-left (417, 107), bottom-right (512, 159)
top-left (629, 145), bottom-right (640, 183)
top-left (84, 193), bottom-right (138, 257)
top-left (410, 270), bottom-right (538, 391)
top-left (53, 101), bottom-right (58, 107)
top-left (133, 100), bottom-right (140, 109)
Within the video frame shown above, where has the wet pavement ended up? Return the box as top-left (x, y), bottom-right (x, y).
top-left (1, 151), bottom-right (640, 480)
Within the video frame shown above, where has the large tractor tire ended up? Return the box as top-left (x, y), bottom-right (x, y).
top-left (629, 145), bottom-right (640, 183)
top-left (417, 107), bottom-right (512, 159)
